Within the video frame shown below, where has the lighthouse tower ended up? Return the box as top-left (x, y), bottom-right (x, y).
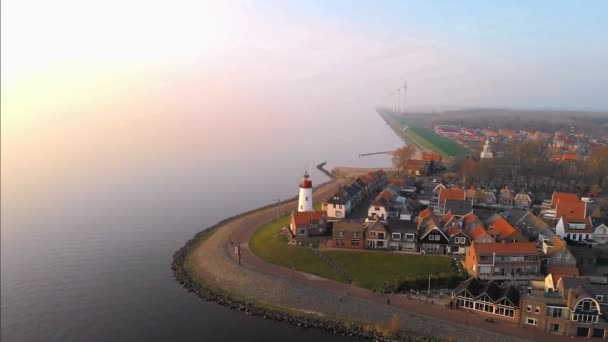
top-left (480, 138), bottom-right (494, 159)
top-left (298, 172), bottom-right (313, 212)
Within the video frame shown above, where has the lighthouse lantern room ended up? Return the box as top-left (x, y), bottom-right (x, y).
top-left (298, 172), bottom-right (313, 212)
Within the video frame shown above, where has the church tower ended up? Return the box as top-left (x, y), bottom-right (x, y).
top-left (480, 138), bottom-right (494, 159)
top-left (298, 172), bottom-right (313, 212)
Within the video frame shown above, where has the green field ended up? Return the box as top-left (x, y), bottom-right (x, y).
top-left (249, 213), bottom-right (348, 282)
top-left (250, 211), bottom-right (459, 291)
top-left (324, 251), bottom-right (457, 290)
top-left (389, 113), bottom-right (470, 157)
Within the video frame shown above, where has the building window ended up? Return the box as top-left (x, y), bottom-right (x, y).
top-left (549, 323), bottom-right (560, 332)
top-left (526, 317), bottom-right (538, 326)
top-left (305, 196), bottom-right (308, 201)
top-left (298, 229), bottom-right (306, 236)
top-left (429, 235), bottom-right (435, 241)
top-left (596, 295), bottom-right (603, 302)
top-left (353, 232), bottom-right (359, 238)
top-left (339, 231), bottom-right (344, 237)
top-left (535, 306), bottom-right (540, 314)
top-left (526, 305), bottom-right (532, 312)
top-left (351, 239), bottom-right (360, 246)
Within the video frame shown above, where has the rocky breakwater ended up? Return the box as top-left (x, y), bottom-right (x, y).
top-left (171, 183), bottom-right (434, 342)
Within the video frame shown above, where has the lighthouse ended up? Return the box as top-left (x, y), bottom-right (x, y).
top-left (298, 172), bottom-right (313, 212)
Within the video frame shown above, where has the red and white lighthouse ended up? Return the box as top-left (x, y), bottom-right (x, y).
top-left (298, 172), bottom-right (313, 212)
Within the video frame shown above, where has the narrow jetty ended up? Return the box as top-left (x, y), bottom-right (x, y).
top-left (316, 161), bottom-right (336, 180)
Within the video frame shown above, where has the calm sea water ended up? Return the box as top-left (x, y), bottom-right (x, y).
top-left (1, 104), bottom-right (402, 341)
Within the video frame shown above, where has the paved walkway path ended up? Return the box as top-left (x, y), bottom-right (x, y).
top-left (188, 181), bottom-right (570, 341)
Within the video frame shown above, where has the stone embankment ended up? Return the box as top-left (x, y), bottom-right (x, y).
top-left (171, 182), bottom-right (432, 341)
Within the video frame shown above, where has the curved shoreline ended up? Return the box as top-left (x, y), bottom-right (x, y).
top-left (172, 178), bottom-right (549, 342)
top-left (171, 180), bottom-right (428, 341)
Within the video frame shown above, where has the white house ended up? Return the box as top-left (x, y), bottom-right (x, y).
top-left (555, 217), bottom-right (593, 242)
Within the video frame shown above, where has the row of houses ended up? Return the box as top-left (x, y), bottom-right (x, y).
top-left (323, 170), bottom-right (388, 220)
top-left (451, 275), bottom-right (608, 338)
top-left (432, 183), bottom-right (532, 211)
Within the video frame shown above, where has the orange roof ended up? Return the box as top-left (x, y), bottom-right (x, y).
top-left (419, 208), bottom-right (433, 219)
top-left (440, 211), bottom-right (454, 226)
top-left (487, 216), bottom-right (517, 238)
top-left (447, 225), bottom-right (463, 236)
top-left (469, 226), bottom-right (489, 241)
top-left (547, 265), bottom-right (579, 282)
top-left (292, 211), bottom-right (327, 225)
top-left (423, 153), bottom-right (442, 162)
top-left (556, 199), bottom-right (586, 221)
top-left (551, 192), bottom-right (579, 207)
top-left (390, 178), bottom-right (405, 185)
top-left (463, 212), bottom-right (478, 224)
top-left (439, 188), bottom-right (466, 203)
top-left (473, 242), bottom-right (538, 255)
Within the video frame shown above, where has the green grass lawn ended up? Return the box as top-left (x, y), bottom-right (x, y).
top-left (250, 203), bottom-right (460, 291)
top-left (249, 212), bottom-right (347, 282)
top-left (324, 251), bottom-right (456, 290)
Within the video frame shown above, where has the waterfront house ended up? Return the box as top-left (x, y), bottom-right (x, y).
top-left (418, 215), bottom-right (449, 255)
top-left (368, 191), bottom-right (392, 221)
top-left (464, 242), bottom-right (540, 279)
top-left (478, 189), bottom-right (497, 206)
top-left (324, 188), bottom-right (350, 220)
top-left (404, 159), bottom-right (427, 176)
top-left (445, 224), bottom-right (471, 255)
top-left (387, 219), bottom-right (418, 252)
top-left (290, 211), bottom-right (329, 240)
top-left (452, 277), bottom-right (520, 322)
top-left (365, 219), bottom-right (389, 249)
top-left (519, 276), bottom-right (608, 338)
top-left (331, 221), bottom-right (365, 249)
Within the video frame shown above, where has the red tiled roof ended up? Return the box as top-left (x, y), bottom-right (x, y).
top-left (423, 153), bottom-right (442, 162)
top-left (469, 226), bottom-right (489, 241)
top-left (439, 188), bottom-right (466, 203)
top-left (447, 225), bottom-right (463, 236)
top-left (419, 208), bottom-right (433, 219)
top-left (440, 211), bottom-right (454, 226)
top-left (292, 211), bottom-right (327, 225)
top-left (389, 178), bottom-right (405, 185)
top-left (487, 216), bottom-right (517, 238)
top-left (551, 192), bottom-right (579, 207)
top-left (556, 200), bottom-right (586, 221)
top-left (463, 212), bottom-right (478, 224)
top-left (473, 242), bottom-right (538, 255)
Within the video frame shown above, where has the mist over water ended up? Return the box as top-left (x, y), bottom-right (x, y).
top-left (0, 71), bottom-right (402, 341)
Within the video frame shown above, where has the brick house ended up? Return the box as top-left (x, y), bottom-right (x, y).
top-left (464, 242), bottom-right (541, 279)
top-left (290, 211), bottom-right (328, 240)
top-left (331, 221), bottom-right (365, 249)
top-left (519, 276), bottom-right (608, 338)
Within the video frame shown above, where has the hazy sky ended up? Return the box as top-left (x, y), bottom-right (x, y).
top-left (3, 0), bottom-right (608, 113)
top-left (2, 0), bottom-right (608, 194)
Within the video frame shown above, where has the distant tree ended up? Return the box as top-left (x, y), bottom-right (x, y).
top-left (391, 145), bottom-right (416, 174)
top-left (591, 184), bottom-right (602, 194)
top-left (586, 146), bottom-right (608, 187)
